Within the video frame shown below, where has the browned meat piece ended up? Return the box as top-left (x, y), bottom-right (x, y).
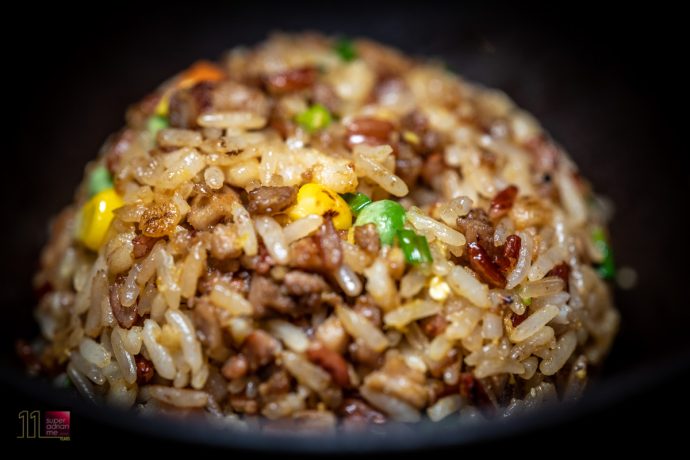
top-left (248, 275), bottom-right (295, 316)
top-left (306, 342), bottom-right (350, 387)
top-left (457, 208), bottom-right (494, 245)
top-left (348, 340), bottom-right (382, 367)
top-left (345, 117), bottom-right (395, 149)
top-left (459, 373), bottom-right (493, 410)
top-left (221, 354), bottom-right (248, 380)
top-left (395, 143), bottom-right (423, 187)
top-left (353, 295), bottom-right (382, 327)
top-left (316, 216), bottom-right (342, 271)
top-left (312, 82), bottom-right (341, 113)
top-left (420, 314), bottom-right (448, 338)
top-left (168, 81), bottom-right (215, 128)
top-left (242, 330), bottom-right (280, 371)
top-left (288, 236), bottom-right (324, 271)
top-left (109, 281), bottom-right (137, 329)
top-left (246, 186), bottom-right (297, 215)
top-left (103, 128), bottom-right (136, 174)
top-left (489, 185), bottom-right (519, 220)
top-left (354, 223), bottom-right (381, 255)
top-left (189, 300), bottom-right (224, 358)
top-left (283, 271), bottom-right (329, 296)
top-left (229, 394), bottom-right (259, 415)
top-left (135, 355), bottom-right (155, 385)
top-left (400, 110), bottom-right (441, 155)
top-left (258, 368), bottom-right (292, 397)
top-left (126, 91), bottom-right (162, 129)
top-left (420, 152), bottom-right (445, 186)
top-left (467, 242), bottom-right (506, 288)
top-left (269, 115), bottom-right (296, 140)
top-left (131, 234), bottom-right (159, 259)
top-left (547, 262), bottom-right (571, 291)
top-left (241, 245), bottom-right (275, 276)
top-left (264, 67), bottom-right (317, 94)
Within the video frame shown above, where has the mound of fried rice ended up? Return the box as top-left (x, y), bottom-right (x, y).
top-left (29, 33), bottom-right (618, 432)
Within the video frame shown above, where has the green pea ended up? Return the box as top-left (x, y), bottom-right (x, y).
top-left (295, 104), bottom-right (332, 133)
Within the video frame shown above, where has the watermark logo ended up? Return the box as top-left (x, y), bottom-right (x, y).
top-left (17, 410), bottom-right (71, 441)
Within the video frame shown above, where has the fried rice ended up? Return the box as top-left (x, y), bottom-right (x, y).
top-left (28, 33), bottom-right (619, 431)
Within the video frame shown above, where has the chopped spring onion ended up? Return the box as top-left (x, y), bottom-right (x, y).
top-left (354, 199), bottom-right (406, 245)
top-left (341, 192), bottom-right (372, 216)
top-left (397, 229), bottom-right (432, 265)
top-left (334, 38), bottom-right (357, 62)
top-left (592, 227), bottom-right (615, 280)
top-left (295, 103), bottom-right (332, 133)
top-left (147, 115), bottom-right (169, 137)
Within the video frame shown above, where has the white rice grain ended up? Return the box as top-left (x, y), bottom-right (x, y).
top-left (111, 328), bottom-right (137, 385)
top-left (509, 305), bottom-right (560, 343)
top-left (254, 216), bottom-right (289, 264)
top-left (142, 319), bottom-right (176, 380)
top-left (335, 305), bottom-right (389, 353)
top-left (209, 281), bottom-right (254, 316)
top-left (267, 320), bottom-right (310, 353)
top-left (447, 266), bottom-right (490, 308)
top-left (540, 330), bottom-right (577, 376)
top-left (384, 300), bottom-right (441, 330)
top-left (427, 395), bottom-right (462, 422)
top-left (283, 214), bottom-right (323, 244)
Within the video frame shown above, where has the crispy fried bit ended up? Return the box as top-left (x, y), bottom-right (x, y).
top-left (265, 67), bottom-right (317, 94)
top-left (467, 242), bottom-right (506, 288)
top-left (489, 185), bottom-right (519, 220)
top-left (345, 117), bottom-right (395, 149)
top-left (140, 200), bottom-right (180, 238)
top-left (135, 355), bottom-right (155, 384)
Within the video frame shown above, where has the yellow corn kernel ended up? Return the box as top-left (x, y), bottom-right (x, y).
top-left (155, 94), bottom-right (170, 117)
top-left (402, 130), bottom-right (420, 145)
top-left (78, 188), bottom-right (123, 251)
top-left (428, 276), bottom-right (451, 302)
top-left (287, 183), bottom-right (352, 230)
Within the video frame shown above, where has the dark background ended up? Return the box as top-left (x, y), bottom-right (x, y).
top-left (2, 1), bottom-right (689, 453)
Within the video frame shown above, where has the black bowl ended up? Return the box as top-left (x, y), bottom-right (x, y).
top-left (3, 2), bottom-right (689, 451)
